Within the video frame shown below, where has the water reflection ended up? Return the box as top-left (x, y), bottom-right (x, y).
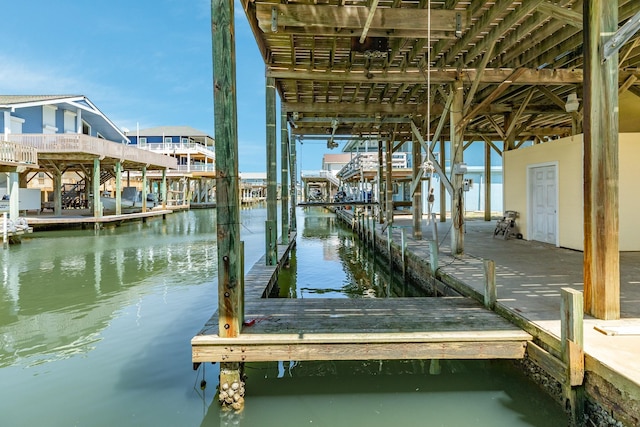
top-left (0, 211), bottom-right (217, 368)
top-left (278, 210), bottom-right (425, 298)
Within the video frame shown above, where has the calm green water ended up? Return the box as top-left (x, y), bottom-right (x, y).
top-left (0, 207), bottom-right (567, 426)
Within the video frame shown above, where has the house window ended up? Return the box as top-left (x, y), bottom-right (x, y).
top-left (181, 138), bottom-right (189, 144)
top-left (64, 110), bottom-right (77, 133)
top-left (97, 132), bottom-right (105, 139)
top-left (139, 137), bottom-right (147, 144)
top-left (164, 137), bottom-right (172, 143)
top-left (43, 105), bottom-right (58, 134)
top-left (82, 120), bottom-right (91, 135)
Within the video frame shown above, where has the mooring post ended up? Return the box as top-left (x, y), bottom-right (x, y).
top-left (431, 213), bottom-right (439, 242)
top-left (429, 240), bottom-right (438, 276)
top-left (483, 259), bottom-right (496, 310)
top-left (401, 227), bottom-right (406, 281)
top-left (387, 225), bottom-right (392, 256)
top-left (561, 287), bottom-right (585, 426)
top-left (212, 0), bottom-right (244, 410)
top-left (369, 214), bottom-right (375, 250)
top-left (2, 212), bottom-right (7, 248)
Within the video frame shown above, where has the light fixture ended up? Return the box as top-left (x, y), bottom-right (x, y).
top-left (565, 92), bottom-right (579, 113)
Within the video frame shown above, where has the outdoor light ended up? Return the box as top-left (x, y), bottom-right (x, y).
top-left (565, 92), bottom-right (579, 112)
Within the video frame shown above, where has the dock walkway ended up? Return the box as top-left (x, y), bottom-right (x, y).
top-left (192, 230), bottom-right (532, 364)
top-left (25, 209), bottom-right (171, 229)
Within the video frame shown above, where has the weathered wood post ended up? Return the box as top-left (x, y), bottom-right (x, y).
top-left (2, 212), bottom-right (7, 248)
top-left (288, 134), bottom-right (297, 232)
top-left (483, 259), bottom-right (496, 310)
top-left (280, 109), bottom-right (289, 244)
top-left (212, 0), bottom-right (244, 410)
top-left (429, 240), bottom-right (438, 276)
top-left (385, 139), bottom-right (393, 225)
top-left (161, 169), bottom-right (167, 210)
top-left (401, 227), bottom-right (406, 281)
top-left (377, 140), bottom-right (384, 224)
top-left (115, 162), bottom-right (122, 215)
top-left (583, 0), bottom-right (620, 320)
top-left (484, 141), bottom-right (492, 221)
top-left (450, 79), bottom-right (464, 255)
top-left (439, 137), bottom-right (446, 223)
top-left (412, 137), bottom-right (422, 240)
top-left (93, 158), bottom-right (102, 228)
top-left (265, 76), bottom-right (277, 265)
top-left (561, 288), bottom-right (585, 425)
top-left (141, 166), bottom-right (148, 213)
top-left (53, 168), bottom-right (62, 216)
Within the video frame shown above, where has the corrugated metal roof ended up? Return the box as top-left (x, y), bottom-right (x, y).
top-left (0, 95), bottom-right (82, 106)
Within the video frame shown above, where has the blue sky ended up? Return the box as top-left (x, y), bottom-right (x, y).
top-left (0, 0), bottom-right (329, 173)
top-left (1, 0), bottom-right (499, 173)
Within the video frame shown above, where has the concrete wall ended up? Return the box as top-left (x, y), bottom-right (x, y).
top-left (504, 133), bottom-right (640, 251)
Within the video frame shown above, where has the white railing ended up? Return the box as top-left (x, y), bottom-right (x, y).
top-left (6, 134), bottom-right (177, 169)
top-left (337, 152), bottom-right (408, 180)
top-left (175, 164), bottom-right (215, 172)
top-left (300, 170), bottom-right (341, 187)
top-left (143, 142), bottom-right (215, 158)
top-left (0, 139), bottom-right (38, 165)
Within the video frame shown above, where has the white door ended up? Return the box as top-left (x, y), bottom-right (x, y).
top-left (530, 165), bottom-right (557, 244)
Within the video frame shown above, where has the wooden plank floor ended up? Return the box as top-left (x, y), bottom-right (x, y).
top-left (193, 229), bottom-right (532, 363)
top-left (192, 297), bottom-right (531, 364)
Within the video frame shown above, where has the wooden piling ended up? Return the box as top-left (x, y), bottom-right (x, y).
top-left (583, 0), bottom-right (620, 320)
top-left (265, 76), bottom-right (278, 265)
top-left (450, 79), bottom-right (464, 255)
top-left (115, 161), bottom-right (122, 215)
top-left (2, 212), bottom-right (7, 248)
top-left (429, 240), bottom-right (438, 275)
top-left (483, 259), bottom-right (496, 310)
top-left (401, 227), bottom-right (406, 281)
top-left (561, 288), bottom-right (585, 425)
top-left (212, 0), bottom-right (245, 409)
top-left (280, 109), bottom-right (289, 244)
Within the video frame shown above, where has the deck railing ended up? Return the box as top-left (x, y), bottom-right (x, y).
top-left (337, 152), bottom-right (408, 180)
top-left (0, 139), bottom-right (38, 165)
top-left (5, 133), bottom-right (176, 169)
top-left (142, 142), bottom-right (215, 158)
top-left (300, 170), bottom-right (341, 187)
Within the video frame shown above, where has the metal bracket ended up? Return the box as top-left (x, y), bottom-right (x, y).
top-left (271, 7), bottom-right (278, 33)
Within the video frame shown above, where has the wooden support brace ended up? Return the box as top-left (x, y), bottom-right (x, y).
top-left (411, 121), bottom-right (453, 195)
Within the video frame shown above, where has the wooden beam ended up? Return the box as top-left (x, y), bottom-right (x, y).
top-left (256, 3), bottom-right (466, 34)
top-left (505, 88), bottom-right (536, 140)
top-left (485, 116), bottom-right (506, 141)
top-left (458, 68), bottom-right (526, 130)
top-left (463, 39), bottom-right (496, 115)
top-left (537, 1), bottom-right (583, 28)
top-left (583, 0), bottom-right (620, 320)
top-left (603, 10), bottom-right (640, 61)
top-left (268, 67), bottom-right (586, 85)
top-left (410, 121), bottom-right (453, 195)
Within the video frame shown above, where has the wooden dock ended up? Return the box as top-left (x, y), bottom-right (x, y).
top-left (26, 209), bottom-right (171, 229)
top-left (192, 232), bottom-right (532, 364)
top-left (192, 297), bottom-right (532, 363)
